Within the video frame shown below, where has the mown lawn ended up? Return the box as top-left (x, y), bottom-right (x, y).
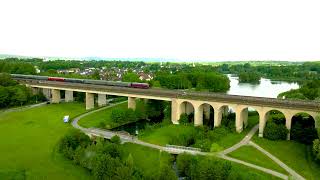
top-left (78, 102), bottom-right (127, 129)
top-left (0, 102), bottom-right (92, 180)
top-left (228, 145), bottom-right (288, 174)
top-left (252, 136), bottom-right (320, 180)
top-left (122, 143), bottom-right (172, 177)
top-left (139, 124), bottom-right (195, 146)
top-left (229, 160), bottom-right (282, 180)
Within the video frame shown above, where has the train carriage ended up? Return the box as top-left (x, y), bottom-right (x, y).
top-left (10, 74), bottom-right (150, 89)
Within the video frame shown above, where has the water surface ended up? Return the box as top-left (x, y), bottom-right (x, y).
top-left (226, 74), bottom-right (299, 98)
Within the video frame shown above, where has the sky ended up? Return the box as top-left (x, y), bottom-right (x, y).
top-left (0, 0), bottom-right (319, 61)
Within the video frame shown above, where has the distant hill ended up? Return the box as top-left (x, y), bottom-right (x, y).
top-left (0, 53), bottom-right (308, 65)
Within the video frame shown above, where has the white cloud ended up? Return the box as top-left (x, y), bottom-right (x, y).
top-left (0, 0), bottom-right (319, 61)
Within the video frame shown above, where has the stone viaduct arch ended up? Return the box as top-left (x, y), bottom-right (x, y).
top-left (22, 79), bottom-right (320, 141)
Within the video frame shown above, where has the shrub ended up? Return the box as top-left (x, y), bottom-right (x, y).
top-left (313, 139), bottom-right (320, 157)
top-left (110, 108), bottom-right (137, 124)
top-left (210, 143), bottom-right (223, 152)
top-left (111, 109), bottom-right (126, 123)
top-left (207, 127), bottom-right (229, 142)
top-left (291, 115), bottom-right (319, 144)
top-left (158, 164), bottom-right (177, 180)
top-left (263, 122), bottom-right (288, 140)
top-left (176, 153), bottom-right (193, 177)
top-left (57, 129), bottom-right (91, 160)
top-left (110, 135), bottom-right (121, 144)
top-left (191, 157), bottom-right (232, 180)
top-left (179, 113), bottom-right (189, 125)
top-left (169, 128), bottom-right (197, 146)
top-left (193, 139), bottom-right (211, 152)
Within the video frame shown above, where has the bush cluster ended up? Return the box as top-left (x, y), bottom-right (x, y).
top-left (263, 112), bottom-right (288, 140)
top-left (58, 130), bottom-right (177, 180)
top-left (110, 108), bottom-right (137, 124)
top-left (313, 139), bottom-right (320, 163)
top-left (0, 73), bottom-right (46, 108)
top-left (177, 153), bottom-right (232, 179)
top-left (263, 122), bottom-right (288, 140)
top-left (290, 114), bottom-right (319, 144)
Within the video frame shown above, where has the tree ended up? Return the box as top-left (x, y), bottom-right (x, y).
top-left (179, 114), bottom-right (189, 125)
top-left (312, 139), bottom-right (320, 163)
top-left (146, 100), bottom-right (165, 122)
top-left (263, 122), bottom-right (288, 140)
top-left (57, 129), bottom-right (91, 160)
top-left (290, 114), bottom-right (319, 144)
top-left (0, 73), bottom-right (17, 86)
top-left (177, 153), bottom-right (193, 177)
top-left (91, 70), bottom-right (100, 80)
top-left (238, 71), bottom-right (261, 84)
top-left (191, 157), bottom-right (232, 180)
top-left (110, 135), bottom-right (121, 144)
top-left (0, 87), bottom-right (9, 108)
top-left (122, 73), bottom-right (140, 82)
top-left (158, 164), bottom-right (177, 180)
top-left (92, 153), bottom-right (122, 180)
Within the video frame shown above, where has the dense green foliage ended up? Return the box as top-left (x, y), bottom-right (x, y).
top-left (263, 111), bottom-right (288, 140)
top-left (122, 72), bottom-right (141, 82)
top-left (238, 71), bottom-right (261, 83)
top-left (312, 139), bottom-right (320, 163)
top-left (58, 131), bottom-right (177, 180)
top-left (57, 129), bottom-right (92, 160)
top-left (110, 108), bottom-right (137, 124)
top-left (217, 62), bottom-right (320, 81)
top-left (176, 153), bottom-right (275, 179)
top-left (108, 100), bottom-right (167, 128)
top-left (155, 72), bottom-right (230, 92)
top-left (290, 114), bottom-right (319, 144)
top-left (278, 80), bottom-right (320, 100)
top-left (0, 73), bottom-right (46, 108)
top-left (177, 153), bottom-right (231, 179)
top-left (263, 122), bottom-right (288, 140)
top-left (0, 60), bottom-right (36, 74)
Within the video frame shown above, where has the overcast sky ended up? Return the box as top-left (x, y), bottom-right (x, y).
top-left (0, 0), bottom-right (319, 61)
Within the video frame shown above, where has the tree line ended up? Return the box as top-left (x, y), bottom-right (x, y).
top-left (153, 72), bottom-right (230, 92)
top-left (0, 74), bottom-right (46, 108)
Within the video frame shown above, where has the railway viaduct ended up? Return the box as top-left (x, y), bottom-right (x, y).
top-left (20, 79), bottom-right (320, 140)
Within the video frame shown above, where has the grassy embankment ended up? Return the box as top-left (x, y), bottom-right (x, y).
top-left (78, 102), bottom-right (129, 129)
top-left (252, 136), bottom-right (320, 180)
top-left (122, 143), bottom-right (172, 177)
top-left (227, 145), bottom-right (287, 174)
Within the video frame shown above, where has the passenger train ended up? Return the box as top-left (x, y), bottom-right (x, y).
top-left (11, 74), bottom-right (150, 89)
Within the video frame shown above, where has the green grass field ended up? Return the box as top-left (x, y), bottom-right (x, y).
top-left (228, 145), bottom-right (287, 174)
top-left (252, 136), bottom-right (320, 180)
top-left (78, 102), bottom-right (128, 129)
top-left (122, 143), bottom-right (172, 177)
top-left (139, 124), bottom-right (195, 146)
top-left (229, 160), bottom-right (281, 180)
top-left (0, 102), bottom-right (92, 180)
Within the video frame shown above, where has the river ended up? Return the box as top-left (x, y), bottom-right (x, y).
top-left (226, 74), bottom-right (299, 98)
